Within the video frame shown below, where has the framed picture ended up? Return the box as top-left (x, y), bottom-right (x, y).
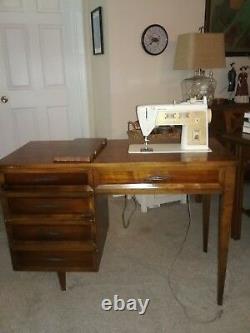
top-left (91, 6), bottom-right (104, 55)
top-left (204, 0), bottom-right (250, 56)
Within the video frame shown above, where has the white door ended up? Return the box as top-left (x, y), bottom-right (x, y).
top-left (0, 0), bottom-right (90, 158)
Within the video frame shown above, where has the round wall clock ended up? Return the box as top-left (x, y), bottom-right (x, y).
top-left (141, 24), bottom-right (168, 56)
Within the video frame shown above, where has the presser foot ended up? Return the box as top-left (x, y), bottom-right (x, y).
top-left (140, 146), bottom-right (153, 152)
top-left (140, 137), bottom-right (153, 152)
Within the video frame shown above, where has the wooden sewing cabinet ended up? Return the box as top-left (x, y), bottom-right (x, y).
top-left (0, 138), bottom-right (236, 305)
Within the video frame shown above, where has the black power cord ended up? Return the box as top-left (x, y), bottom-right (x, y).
top-left (121, 193), bottom-right (225, 323)
top-left (167, 195), bottom-right (224, 324)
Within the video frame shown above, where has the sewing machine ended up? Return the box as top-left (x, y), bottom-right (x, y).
top-left (129, 97), bottom-right (212, 153)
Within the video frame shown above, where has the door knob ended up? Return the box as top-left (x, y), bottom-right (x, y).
top-left (1, 96), bottom-right (8, 104)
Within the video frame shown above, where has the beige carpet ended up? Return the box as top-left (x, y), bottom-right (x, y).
top-left (0, 189), bottom-right (250, 333)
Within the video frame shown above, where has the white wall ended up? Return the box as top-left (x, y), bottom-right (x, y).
top-left (83, 0), bottom-right (112, 138)
top-left (84, 0), bottom-right (250, 139)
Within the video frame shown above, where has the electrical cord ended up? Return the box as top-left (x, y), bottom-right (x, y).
top-left (121, 193), bottom-right (226, 322)
top-left (122, 195), bottom-right (137, 228)
top-left (167, 194), bottom-right (224, 324)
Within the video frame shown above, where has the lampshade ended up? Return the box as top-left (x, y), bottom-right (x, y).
top-left (174, 32), bottom-right (225, 106)
top-left (174, 33), bottom-right (226, 70)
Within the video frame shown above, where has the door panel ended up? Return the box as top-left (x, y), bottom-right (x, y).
top-left (39, 24), bottom-right (65, 87)
top-left (2, 25), bottom-right (31, 89)
top-left (47, 106), bottom-right (70, 140)
top-left (12, 107), bottom-right (38, 147)
top-left (36, 0), bottom-right (61, 13)
top-left (0, 1), bottom-right (23, 11)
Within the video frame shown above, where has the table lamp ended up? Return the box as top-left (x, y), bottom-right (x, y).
top-left (174, 32), bottom-right (226, 106)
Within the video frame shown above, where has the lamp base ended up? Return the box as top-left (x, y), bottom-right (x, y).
top-left (181, 72), bottom-right (216, 106)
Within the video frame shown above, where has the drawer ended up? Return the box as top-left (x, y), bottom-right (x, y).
top-left (7, 197), bottom-right (93, 214)
top-left (94, 166), bottom-right (219, 184)
top-left (4, 172), bottom-right (89, 186)
top-left (12, 250), bottom-right (98, 271)
top-left (10, 224), bottom-right (94, 242)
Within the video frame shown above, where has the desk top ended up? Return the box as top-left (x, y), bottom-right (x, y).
top-left (212, 101), bottom-right (250, 112)
top-left (0, 138), bottom-right (107, 169)
top-left (94, 139), bottom-right (235, 165)
top-left (0, 138), bottom-right (235, 170)
top-left (223, 133), bottom-right (250, 146)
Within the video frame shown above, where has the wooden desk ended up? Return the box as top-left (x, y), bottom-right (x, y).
top-left (0, 138), bottom-right (236, 305)
top-left (210, 101), bottom-right (250, 173)
top-left (223, 133), bottom-right (250, 240)
top-left (210, 101), bottom-right (250, 140)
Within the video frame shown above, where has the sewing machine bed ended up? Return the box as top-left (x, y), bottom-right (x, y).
top-left (128, 143), bottom-right (212, 154)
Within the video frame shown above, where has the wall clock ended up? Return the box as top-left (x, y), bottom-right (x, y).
top-left (141, 24), bottom-right (168, 56)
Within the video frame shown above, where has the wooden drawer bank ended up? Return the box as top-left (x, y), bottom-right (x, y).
top-left (0, 138), bottom-right (109, 290)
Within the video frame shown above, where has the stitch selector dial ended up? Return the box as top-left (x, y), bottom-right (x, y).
top-left (141, 24), bottom-right (168, 56)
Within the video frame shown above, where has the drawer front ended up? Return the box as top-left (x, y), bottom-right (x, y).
top-left (10, 224), bottom-right (94, 242)
top-left (4, 172), bottom-right (89, 186)
top-left (7, 197), bottom-right (93, 214)
top-left (12, 250), bottom-right (97, 271)
top-left (94, 167), bottom-right (219, 185)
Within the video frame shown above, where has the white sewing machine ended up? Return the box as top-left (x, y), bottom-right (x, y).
top-left (128, 97), bottom-right (212, 153)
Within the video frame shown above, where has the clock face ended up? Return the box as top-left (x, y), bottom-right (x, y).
top-left (141, 24), bottom-right (168, 56)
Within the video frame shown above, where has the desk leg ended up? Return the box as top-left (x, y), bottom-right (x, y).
top-left (202, 195), bottom-right (211, 253)
top-left (231, 143), bottom-right (244, 240)
top-left (218, 166), bottom-right (235, 305)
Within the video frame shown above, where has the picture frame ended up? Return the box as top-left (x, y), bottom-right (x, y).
top-left (91, 6), bottom-right (104, 55)
top-left (204, 0), bottom-right (250, 57)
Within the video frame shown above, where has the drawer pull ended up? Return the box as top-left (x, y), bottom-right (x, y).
top-left (47, 257), bottom-right (64, 262)
top-left (146, 175), bottom-right (170, 182)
